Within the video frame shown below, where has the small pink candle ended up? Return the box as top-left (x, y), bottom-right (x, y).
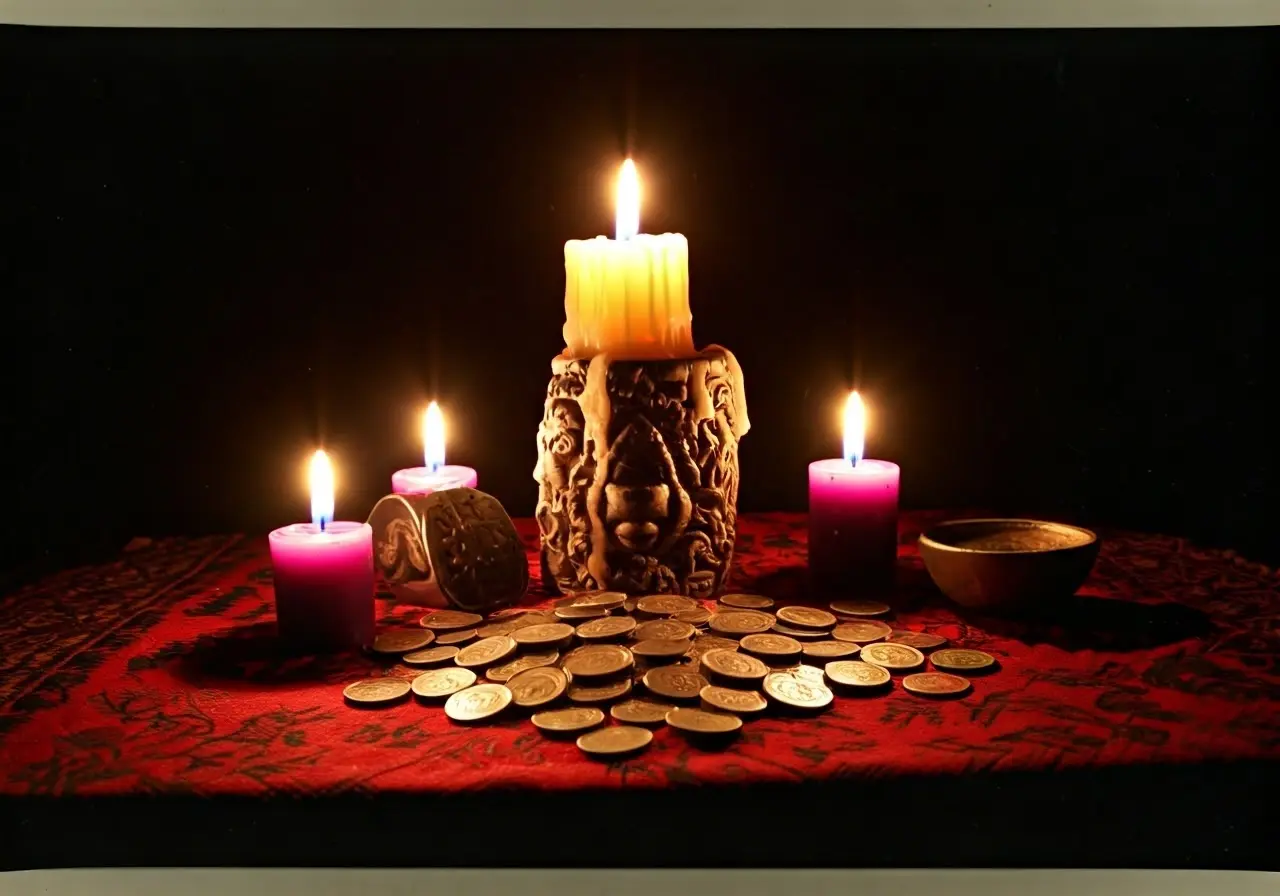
top-left (808, 392), bottom-right (901, 594)
top-left (391, 401), bottom-right (478, 496)
top-left (269, 450), bottom-right (375, 652)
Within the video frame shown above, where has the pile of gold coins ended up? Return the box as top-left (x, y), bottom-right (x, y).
top-left (342, 593), bottom-right (997, 758)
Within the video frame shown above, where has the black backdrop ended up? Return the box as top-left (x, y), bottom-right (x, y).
top-left (4, 27), bottom-right (1276, 581)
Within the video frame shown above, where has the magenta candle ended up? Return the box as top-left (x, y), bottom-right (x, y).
top-left (392, 401), bottom-right (478, 496)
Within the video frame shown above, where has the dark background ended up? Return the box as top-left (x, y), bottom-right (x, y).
top-left (3, 27), bottom-right (1275, 583)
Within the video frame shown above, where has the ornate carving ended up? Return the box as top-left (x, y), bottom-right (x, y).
top-left (533, 345), bottom-right (749, 597)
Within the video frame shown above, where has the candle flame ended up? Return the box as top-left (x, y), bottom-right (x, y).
top-left (309, 449), bottom-right (335, 530)
top-left (616, 159), bottom-right (640, 241)
top-left (424, 401), bottom-right (446, 472)
top-left (843, 391), bottom-right (865, 467)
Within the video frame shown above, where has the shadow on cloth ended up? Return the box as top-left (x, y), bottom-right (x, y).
top-left (963, 595), bottom-right (1213, 652)
top-left (166, 621), bottom-right (381, 689)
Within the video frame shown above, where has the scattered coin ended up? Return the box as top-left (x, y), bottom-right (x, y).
top-left (532, 706), bottom-right (605, 734)
top-left (642, 665), bottom-right (709, 701)
top-left (567, 677), bottom-right (633, 704)
top-left (903, 671), bottom-right (972, 697)
top-left (411, 667), bottom-right (477, 699)
top-left (402, 645), bottom-right (460, 666)
top-left (802, 640), bottom-right (861, 661)
top-left (503, 612), bottom-right (559, 629)
top-left (930, 648), bottom-right (997, 673)
top-left (485, 650), bottom-right (560, 682)
top-left (475, 622), bottom-right (517, 638)
top-left (371, 630), bottom-right (435, 655)
top-left (770, 622), bottom-right (828, 640)
top-left (667, 707), bottom-right (743, 735)
top-left (611, 698), bottom-right (676, 726)
top-left (887, 630), bottom-right (948, 651)
top-left (674, 608), bottom-right (711, 626)
top-left (701, 648), bottom-right (770, 683)
top-left (576, 616), bottom-right (638, 640)
top-left (576, 725), bottom-right (653, 757)
top-left (831, 620), bottom-right (893, 644)
top-left (719, 593), bottom-right (775, 610)
top-left (688, 635), bottom-right (741, 657)
top-left (634, 619), bottom-right (697, 641)
top-left (824, 660), bottom-right (892, 689)
top-left (455, 635), bottom-right (519, 669)
top-left (555, 604), bottom-right (610, 621)
top-left (784, 664), bottom-right (829, 686)
top-left (444, 683), bottom-right (512, 722)
top-left (709, 611), bottom-right (777, 636)
top-left (830, 599), bottom-right (892, 618)
top-left (860, 642), bottom-right (926, 671)
top-left (508, 666), bottom-right (569, 708)
top-left (435, 628), bottom-right (478, 646)
top-left (569, 590), bottom-right (628, 610)
top-left (420, 610), bottom-right (485, 631)
top-left (762, 672), bottom-right (834, 711)
top-left (700, 685), bottom-right (768, 715)
top-left (343, 678), bottom-right (411, 706)
top-left (511, 623), bottom-right (576, 648)
top-left (631, 638), bottom-right (692, 660)
top-left (563, 644), bottom-right (635, 679)
top-left (635, 595), bottom-right (699, 616)
top-left (739, 633), bottom-right (803, 660)
top-left (776, 606), bottom-right (838, 630)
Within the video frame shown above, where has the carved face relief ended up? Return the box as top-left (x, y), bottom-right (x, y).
top-left (600, 415), bottom-right (691, 554)
top-left (536, 398), bottom-right (584, 490)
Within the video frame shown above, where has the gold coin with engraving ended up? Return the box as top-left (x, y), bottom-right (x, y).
top-left (709, 611), bottom-right (777, 636)
top-left (567, 677), bottom-right (633, 704)
top-left (554, 604), bottom-right (610, 621)
top-left (371, 630), bottom-right (435, 655)
top-left (420, 610), bottom-right (485, 631)
top-left (435, 628), bottom-right (478, 646)
top-left (531, 706), bottom-right (605, 734)
top-left (576, 616), bottom-right (638, 641)
top-left (631, 638), bottom-right (692, 660)
top-left (719, 593), bottom-right (775, 610)
top-left (861, 642), bottom-right (925, 671)
top-left (507, 666), bottom-right (569, 708)
top-left (784, 664), bottom-right (829, 686)
top-left (444, 683), bottom-right (512, 722)
top-left (562, 644), bottom-right (634, 679)
top-left (887, 630), bottom-right (948, 651)
top-left (739, 633), bottom-right (803, 660)
top-left (762, 672), bottom-right (834, 710)
top-left (802, 640), bottom-right (861, 661)
top-left (570, 590), bottom-right (628, 610)
top-left (485, 650), bottom-right (560, 682)
top-left (770, 622), bottom-right (828, 640)
top-left (829, 600), bottom-right (892, 618)
top-left (700, 648), bottom-right (770, 683)
top-left (634, 619), bottom-right (697, 641)
top-left (635, 595), bottom-right (699, 616)
top-left (410, 667), bottom-right (477, 699)
top-left (688, 635), bottom-right (741, 657)
top-left (475, 621), bottom-right (517, 638)
top-left (674, 608), bottom-right (711, 626)
top-left (903, 671), bottom-right (972, 697)
top-left (511, 622), bottom-right (576, 648)
top-left (402, 645), bottom-right (460, 666)
top-left (611, 698), bottom-right (676, 726)
top-left (930, 648), bottom-right (997, 673)
top-left (824, 660), bottom-right (892, 688)
top-left (776, 606), bottom-right (838, 630)
top-left (504, 611), bottom-right (559, 628)
top-left (576, 724), bottom-right (653, 756)
top-left (455, 635), bottom-right (519, 669)
top-left (642, 665), bottom-right (709, 701)
top-left (666, 707), bottom-right (743, 735)
top-left (700, 685), bottom-right (767, 715)
top-left (832, 620), bottom-right (893, 644)
top-left (343, 678), bottom-right (411, 705)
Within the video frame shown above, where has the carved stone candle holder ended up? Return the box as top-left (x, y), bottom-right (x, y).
top-left (368, 487), bottom-right (529, 611)
top-left (533, 344), bottom-right (750, 598)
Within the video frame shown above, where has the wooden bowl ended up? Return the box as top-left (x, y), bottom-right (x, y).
top-left (917, 518), bottom-right (1100, 613)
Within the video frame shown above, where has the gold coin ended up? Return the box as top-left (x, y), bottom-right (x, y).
top-left (719, 593), bottom-right (775, 610)
top-left (903, 671), bottom-right (972, 697)
top-left (635, 595), bottom-right (699, 616)
top-left (511, 623), bottom-right (576, 647)
top-left (830, 599), bottom-right (892, 617)
top-left (611, 698), bottom-right (676, 726)
top-left (554, 604), bottom-right (609, 621)
top-left (739, 633), bottom-right (803, 660)
top-left (824, 660), bottom-right (892, 688)
top-left (689, 635), bottom-right (741, 656)
top-left (700, 648), bottom-right (770, 683)
top-left (402, 645), bottom-right (460, 665)
top-left (569, 590), bottom-right (628, 610)
top-left (343, 678), bottom-right (411, 705)
top-left (562, 644), bottom-right (634, 679)
top-left (485, 650), bottom-right (560, 682)
top-left (887, 630), bottom-right (948, 651)
top-left (567, 677), bottom-right (633, 704)
top-left (666, 707), bottom-right (743, 735)
top-left (420, 610), bottom-right (484, 631)
top-left (770, 622), bottom-right (828, 640)
top-left (576, 725), bottom-right (653, 756)
top-left (642, 665), bottom-right (709, 701)
top-left (503, 611), bottom-right (559, 629)
top-left (410, 667), bottom-right (477, 699)
top-left (861, 642), bottom-right (925, 671)
top-left (674, 608), bottom-right (711, 626)
top-left (786, 664), bottom-right (829, 686)
top-left (455, 635), bottom-right (518, 669)
top-left (802, 640), bottom-right (861, 660)
top-left (444, 683), bottom-right (512, 722)
top-left (631, 638), bottom-right (692, 660)
top-left (435, 628), bottom-right (478, 646)
top-left (930, 648), bottom-right (996, 673)
top-left (709, 611), bottom-right (777, 636)
top-left (634, 619), bottom-right (697, 641)
top-left (622, 598), bottom-right (638, 613)
top-left (576, 616), bottom-right (638, 640)
top-left (762, 672), bottom-right (834, 710)
top-left (507, 666), bottom-right (569, 708)
top-left (832, 620), bottom-right (893, 644)
top-left (776, 606), bottom-right (838, 629)
top-left (531, 706), bottom-right (605, 733)
top-left (371, 630), bottom-right (435, 654)
top-left (700, 685), bottom-right (767, 715)
top-left (475, 621), bottom-right (517, 638)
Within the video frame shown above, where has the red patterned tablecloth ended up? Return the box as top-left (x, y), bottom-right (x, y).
top-left (0, 511), bottom-right (1278, 800)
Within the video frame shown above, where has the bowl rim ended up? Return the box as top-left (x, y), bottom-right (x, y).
top-left (918, 518), bottom-right (1098, 555)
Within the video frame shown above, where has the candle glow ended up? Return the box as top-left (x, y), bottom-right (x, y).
top-left (616, 158), bottom-right (640, 241)
top-left (309, 450), bottom-right (335, 531)
top-left (844, 391), bottom-right (866, 467)
top-left (424, 401), bottom-right (446, 472)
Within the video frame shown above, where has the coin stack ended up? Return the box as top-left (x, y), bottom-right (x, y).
top-left (343, 594), bottom-right (999, 758)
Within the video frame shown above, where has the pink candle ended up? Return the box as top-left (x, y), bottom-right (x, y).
top-left (269, 451), bottom-right (375, 652)
top-left (808, 392), bottom-right (901, 594)
top-left (392, 401), bottom-right (478, 496)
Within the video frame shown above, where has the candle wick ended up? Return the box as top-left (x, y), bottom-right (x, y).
top-left (429, 462), bottom-right (440, 474)
top-left (319, 517), bottom-right (327, 533)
